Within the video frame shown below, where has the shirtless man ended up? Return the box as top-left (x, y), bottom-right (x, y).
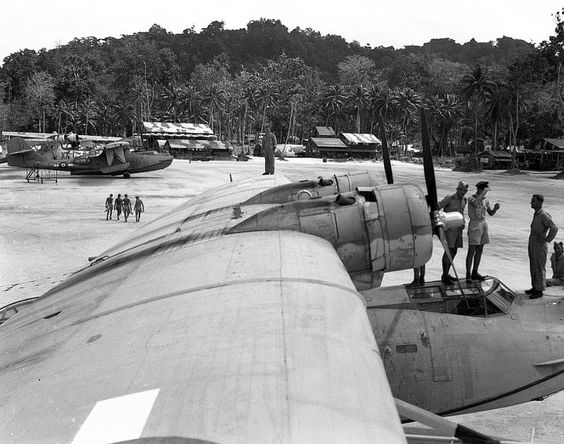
top-left (122, 194), bottom-right (132, 222)
top-left (134, 196), bottom-right (145, 222)
top-left (105, 194), bottom-right (114, 220)
top-left (114, 194), bottom-right (123, 221)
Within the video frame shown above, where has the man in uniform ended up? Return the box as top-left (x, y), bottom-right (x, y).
top-left (261, 125), bottom-right (277, 175)
top-left (105, 194), bottom-right (114, 220)
top-left (526, 194), bottom-right (558, 298)
top-left (439, 181), bottom-right (469, 284)
top-left (465, 181), bottom-right (500, 281)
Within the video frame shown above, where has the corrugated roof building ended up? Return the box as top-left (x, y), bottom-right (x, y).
top-left (142, 122), bottom-right (214, 138)
top-left (477, 150), bottom-right (513, 169)
top-left (141, 122), bottom-right (231, 158)
top-left (315, 126), bottom-right (336, 137)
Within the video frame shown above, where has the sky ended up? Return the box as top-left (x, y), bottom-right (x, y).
top-left (1, 0), bottom-right (563, 63)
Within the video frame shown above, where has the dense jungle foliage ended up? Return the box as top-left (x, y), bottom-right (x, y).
top-left (2, 11), bottom-right (564, 155)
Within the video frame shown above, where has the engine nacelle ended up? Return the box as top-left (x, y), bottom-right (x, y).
top-left (243, 171), bottom-right (380, 204)
top-left (230, 183), bottom-right (432, 290)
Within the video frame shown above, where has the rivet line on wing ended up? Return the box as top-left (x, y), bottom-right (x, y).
top-left (70, 277), bottom-right (361, 327)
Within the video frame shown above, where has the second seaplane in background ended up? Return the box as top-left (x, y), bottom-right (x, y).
top-left (1, 109), bottom-right (562, 443)
top-left (5, 135), bottom-right (173, 178)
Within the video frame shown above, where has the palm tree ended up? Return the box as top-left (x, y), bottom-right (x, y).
top-left (160, 83), bottom-right (187, 123)
top-left (56, 99), bottom-right (78, 134)
top-left (253, 83), bottom-right (277, 133)
top-left (80, 98), bottom-right (98, 135)
top-left (322, 84), bottom-right (347, 131)
top-left (114, 102), bottom-right (135, 137)
top-left (201, 85), bottom-right (226, 132)
top-left (393, 88), bottom-right (420, 154)
top-left (369, 86), bottom-right (396, 149)
top-left (461, 65), bottom-right (497, 157)
top-left (484, 86), bottom-right (505, 151)
top-left (240, 84), bottom-right (256, 150)
top-left (92, 104), bottom-right (117, 136)
top-left (427, 94), bottom-right (463, 156)
top-left (184, 85), bottom-right (203, 123)
top-left (347, 84), bottom-right (370, 133)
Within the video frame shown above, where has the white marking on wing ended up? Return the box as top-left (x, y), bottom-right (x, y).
top-left (71, 388), bottom-right (159, 444)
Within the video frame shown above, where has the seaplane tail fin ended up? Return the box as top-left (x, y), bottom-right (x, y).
top-left (6, 137), bottom-right (49, 167)
top-left (6, 137), bottom-right (35, 155)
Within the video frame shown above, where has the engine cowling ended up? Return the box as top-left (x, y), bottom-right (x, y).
top-left (243, 171), bottom-right (380, 204)
top-left (229, 183), bottom-right (432, 290)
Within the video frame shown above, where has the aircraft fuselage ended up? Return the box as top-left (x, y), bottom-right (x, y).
top-left (364, 278), bottom-right (564, 416)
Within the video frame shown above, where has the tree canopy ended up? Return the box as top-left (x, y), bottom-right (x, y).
top-left (1, 13), bottom-right (563, 155)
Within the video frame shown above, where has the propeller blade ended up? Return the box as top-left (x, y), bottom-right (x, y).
top-left (396, 398), bottom-right (501, 444)
top-left (420, 107), bottom-right (438, 212)
top-left (420, 106), bottom-right (445, 237)
top-left (378, 113), bottom-right (393, 184)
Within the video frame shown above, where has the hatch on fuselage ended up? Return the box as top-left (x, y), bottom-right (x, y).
top-left (362, 277), bottom-right (517, 317)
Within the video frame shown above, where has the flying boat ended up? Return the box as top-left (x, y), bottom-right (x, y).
top-left (5, 136), bottom-right (173, 178)
top-left (0, 110), bottom-right (558, 443)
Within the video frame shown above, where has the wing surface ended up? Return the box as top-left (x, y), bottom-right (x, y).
top-left (0, 231), bottom-right (404, 443)
top-left (94, 175), bottom-right (292, 261)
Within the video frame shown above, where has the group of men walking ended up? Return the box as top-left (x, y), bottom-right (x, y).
top-left (429, 180), bottom-right (559, 298)
top-left (105, 194), bottom-right (145, 223)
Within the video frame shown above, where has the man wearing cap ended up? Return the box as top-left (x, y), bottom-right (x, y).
top-left (526, 194), bottom-right (558, 298)
top-left (465, 181), bottom-right (500, 281)
top-left (439, 181), bottom-right (469, 284)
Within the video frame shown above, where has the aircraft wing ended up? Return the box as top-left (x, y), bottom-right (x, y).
top-left (0, 230), bottom-right (405, 443)
top-left (93, 174), bottom-right (292, 261)
top-left (92, 141), bottom-right (131, 173)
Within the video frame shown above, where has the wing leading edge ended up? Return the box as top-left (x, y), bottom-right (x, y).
top-left (0, 231), bottom-right (405, 443)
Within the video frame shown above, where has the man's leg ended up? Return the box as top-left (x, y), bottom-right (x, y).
top-left (449, 247), bottom-right (459, 278)
top-left (471, 245), bottom-right (485, 280)
top-left (531, 242), bottom-right (547, 291)
top-left (466, 246), bottom-right (476, 280)
top-left (265, 150), bottom-right (274, 174)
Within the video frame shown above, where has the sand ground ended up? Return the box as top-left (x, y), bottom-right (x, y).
top-left (1, 157), bottom-right (564, 441)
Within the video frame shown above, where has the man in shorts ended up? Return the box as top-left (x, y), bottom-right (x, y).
top-left (465, 181), bottom-right (500, 281)
top-left (105, 194), bottom-right (114, 220)
top-left (439, 181), bottom-right (469, 284)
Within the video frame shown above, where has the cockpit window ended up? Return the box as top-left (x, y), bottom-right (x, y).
top-left (401, 277), bottom-right (515, 317)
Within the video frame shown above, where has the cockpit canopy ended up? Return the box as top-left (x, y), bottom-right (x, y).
top-left (368, 277), bottom-right (517, 317)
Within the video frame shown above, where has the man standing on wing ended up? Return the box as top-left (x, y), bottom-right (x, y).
top-left (465, 181), bottom-right (500, 281)
top-left (439, 181), bottom-right (469, 284)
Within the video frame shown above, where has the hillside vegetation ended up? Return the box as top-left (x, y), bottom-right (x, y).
top-left (2, 13), bottom-right (564, 155)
